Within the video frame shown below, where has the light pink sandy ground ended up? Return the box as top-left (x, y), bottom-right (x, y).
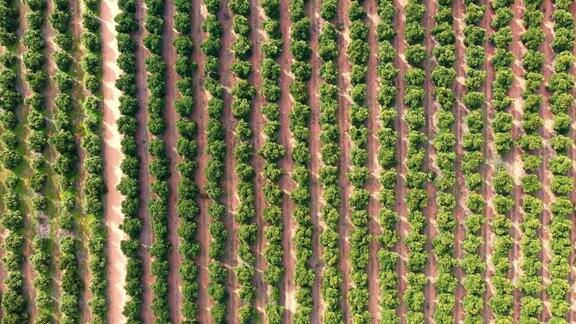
top-left (101, 0), bottom-right (127, 321)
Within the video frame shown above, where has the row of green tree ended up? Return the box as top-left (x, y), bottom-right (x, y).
top-left (229, 0), bottom-right (259, 321)
top-left (461, 0), bottom-right (487, 320)
top-left (346, 0), bottom-right (372, 321)
top-left (317, 3), bottom-right (343, 321)
top-left (430, 0), bottom-right (459, 321)
top-left (81, 0), bottom-right (108, 320)
top-left (403, 1), bottom-right (428, 322)
top-left (0, 0), bottom-right (28, 319)
top-left (258, 0), bottom-right (286, 322)
top-left (547, 0), bottom-right (575, 320)
top-left (375, 0), bottom-right (400, 321)
top-left (115, 0), bottom-right (144, 318)
top-left (173, 0), bottom-right (201, 321)
top-left (201, 0), bottom-right (229, 320)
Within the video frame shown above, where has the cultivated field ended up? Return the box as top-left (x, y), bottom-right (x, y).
top-left (0, 0), bottom-right (575, 322)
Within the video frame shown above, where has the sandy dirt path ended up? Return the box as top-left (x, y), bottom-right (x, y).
top-left (337, 0), bottom-right (352, 320)
top-left (247, 0), bottom-right (267, 317)
top-left (393, 0), bottom-right (408, 320)
top-left (101, 0), bottom-right (127, 320)
top-left (480, 0), bottom-right (496, 320)
top-left (538, 0), bottom-right (554, 320)
top-left (452, 0), bottom-right (467, 320)
top-left (509, 0), bottom-right (526, 321)
top-left (190, 0), bottom-right (211, 321)
top-left (364, 0), bottom-right (381, 319)
top-left (423, 0), bottom-right (438, 320)
top-left (218, 0), bottom-right (240, 320)
top-left (278, 0), bottom-right (297, 318)
top-left (162, 0), bottom-right (183, 320)
top-left (307, 0), bottom-right (323, 321)
top-left (134, 0), bottom-right (154, 321)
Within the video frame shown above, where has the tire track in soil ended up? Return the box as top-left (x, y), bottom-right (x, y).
top-left (364, 0), bottom-right (382, 319)
top-left (135, 0), bottom-right (154, 320)
top-left (306, 0), bottom-right (323, 321)
top-left (480, 0), bottom-right (496, 320)
top-left (278, 0), bottom-right (297, 318)
top-left (509, 1), bottom-right (526, 321)
top-left (218, 0), bottom-right (240, 320)
top-left (162, 0), bottom-right (183, 320)
top-left (248, 0), bottom-right (267, 317)
top-left (190, 0), bottom-right (211, 322)
top-left (423, 0), bottom-right (438, 320)
top-left (453, 0), bottom-right (467, 321)
top-left (337, 0), bottom-right (352, 320)
top-left (101, 0), bottom-right (127, 320)
top-left (393, 0), bottom-right (408, 319)
top-left (538, 0), bottom-right (554, 320)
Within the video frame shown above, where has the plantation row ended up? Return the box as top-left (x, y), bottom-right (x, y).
top-left (1, 0), bottom-right (576, 322)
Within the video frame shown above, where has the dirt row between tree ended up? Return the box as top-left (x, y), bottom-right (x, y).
top-left (480, 0), bottom-right (496, 320)
top-left (278, 0), bottom-right (297, 318)
top-left (337, 0), bottom-right (352, 320)
top-left (217, 0), bottom-right (240, 320)
top-left (306, 0), bottom-right (323, 321)
top-left (190, 0), bottom-right (211, 321)
top-left (364, 0), bottom-right (382, 318)
top-left (162, 0), bottom-right (183, 320)
top-left (509, 0), bottom-right (526, 320)
top-left (248, 0), bottom-right (267, 316)
top-left (423, 0), bottom-right (439, 320)
top-left (134, 0), bottom-right (154, 320)
top-left (101, 0), bottom-right (127, 319)
top-left (539, 0), bottom-right (555, 320)
top-left (453, 0), bottom-right (467, 320)
top-left (393, 0), bottom-right (409, 319)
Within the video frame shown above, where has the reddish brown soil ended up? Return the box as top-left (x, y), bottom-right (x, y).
top-left (101, 0), bottom-right (127, 320)
top-left (218, 0), bottom-right (240, 320)
top-left (337, 0), bottom-right (352, 320)
top-left (538, 0), bottom-right (555, 320)
top-left (509, 1), bottom-right (526, 321)
top-left (190, 0), bottom-right (211, 322)
top-left (364, 0), bottom-right (382, 319)
top-left (278, 0), bottom-right (297, 319)
top-left (423, 0), bottom-right (438, 320)
top-left (134, 0), bottom-right (154, 321)
top-left (452, 0), bottom-right (466, 321)
top-left (393, 0), bottom-right (408, 319)
top-left (307, 0), bottom-right (322, 321)
top-left (162, 0), bottom-right (183, 321)
top-left (248, 0), bottom-right (267, 317)
top-left (480, 0), bottom-right (496, 321)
